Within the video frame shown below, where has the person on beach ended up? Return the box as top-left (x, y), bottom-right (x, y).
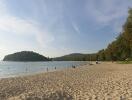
top-left (72, 65), bottom-right (76, 68)
top-left (26, 68), bottom-right (28, 72)
top-left (47, 68), bottom-right (48, 72)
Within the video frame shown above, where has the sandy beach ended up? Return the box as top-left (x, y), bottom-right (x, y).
top-left (0, 62), bottom-right (132, 100)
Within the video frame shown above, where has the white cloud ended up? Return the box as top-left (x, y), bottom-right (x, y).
top-left (0, 0), bottom-right (7, 14)
top-left (0, 15), bottom-right (54, 44)
top-left (36, 32), bottom-right (54, 47)
top-left (0, 15), bottom-right (54, 45)
top-left (0, 16), bottom-right (34, 35)
top-left (85, 0), bottom-right (132, 33)
top-left (86, 0), bottom-right (128, 24)
top-left (71, 21), bottom-right (81, 34)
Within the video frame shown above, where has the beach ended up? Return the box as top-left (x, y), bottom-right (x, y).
top-left (0, 62), bottom-right (132, 100)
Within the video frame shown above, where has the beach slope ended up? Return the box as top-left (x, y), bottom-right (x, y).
top-left (0, 62), bottom-right (132, 100)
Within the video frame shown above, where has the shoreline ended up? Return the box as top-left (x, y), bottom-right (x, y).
top-left (1, 62), bottom-right (132, 99)
top-left (1, 62), bottom-right (90, 80)
top-left (0, 61), bottom-right (89, 79)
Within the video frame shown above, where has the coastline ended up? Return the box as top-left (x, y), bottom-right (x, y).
top-left (0, 61), bottom-right (89, 79)
top-left (0, 62), bottom-right (132, 99)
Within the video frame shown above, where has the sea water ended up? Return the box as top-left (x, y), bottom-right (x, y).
top-left (0, 61), bottom-right (88, 78)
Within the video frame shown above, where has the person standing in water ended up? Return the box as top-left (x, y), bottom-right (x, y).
top-left (47, 68), bottom-right (48, 72)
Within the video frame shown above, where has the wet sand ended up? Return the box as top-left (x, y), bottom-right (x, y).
top-left (0, 62), bottom-right (132, 100)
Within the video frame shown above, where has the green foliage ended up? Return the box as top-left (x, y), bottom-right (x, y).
top-left (99, 8), bottom-right (132, 61)
top-left (3, 51), bottom-right (50, 61)
top-left (118, 61), bottom-right (132, 64)
top-left (53, 53), bottom-right (97, 61)
top-left (54, 53), bottom-right (86, 61)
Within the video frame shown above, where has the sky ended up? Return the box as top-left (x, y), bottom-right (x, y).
top-left (0, 0), bottom-right (132, 59)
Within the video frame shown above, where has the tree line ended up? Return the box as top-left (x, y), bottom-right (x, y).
top-left (97, 8), bottom-right (132, 61)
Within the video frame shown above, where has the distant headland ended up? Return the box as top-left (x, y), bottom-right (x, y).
top-left (3, 51), bottom-right (50, 61)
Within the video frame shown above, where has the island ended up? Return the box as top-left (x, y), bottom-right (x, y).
top-left (3, 51), bottom-right (50, 61)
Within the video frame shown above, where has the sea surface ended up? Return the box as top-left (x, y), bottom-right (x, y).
top-left (0, 61), bottom-right (88, 78)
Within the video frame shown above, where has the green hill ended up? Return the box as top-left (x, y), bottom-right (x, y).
top-left (3, 51), bottom-right (50, 61)
top-left (53, 53), bottom-right (97, 61)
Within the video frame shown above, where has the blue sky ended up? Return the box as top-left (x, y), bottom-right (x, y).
top-left (0, 0), bottom-right (132, 59)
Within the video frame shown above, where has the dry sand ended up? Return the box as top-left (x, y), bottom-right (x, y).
top-left (0, 62), bottom-right (132, 100)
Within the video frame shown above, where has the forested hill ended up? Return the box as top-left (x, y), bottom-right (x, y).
top-left (53, 53), bottom-right (97, 61)
top-left (3, 51), bottom-right (50, 61)
top-left (54, 53), bottom-right (85, 61)
top-left (97, 8), bottom-right (132, 61)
